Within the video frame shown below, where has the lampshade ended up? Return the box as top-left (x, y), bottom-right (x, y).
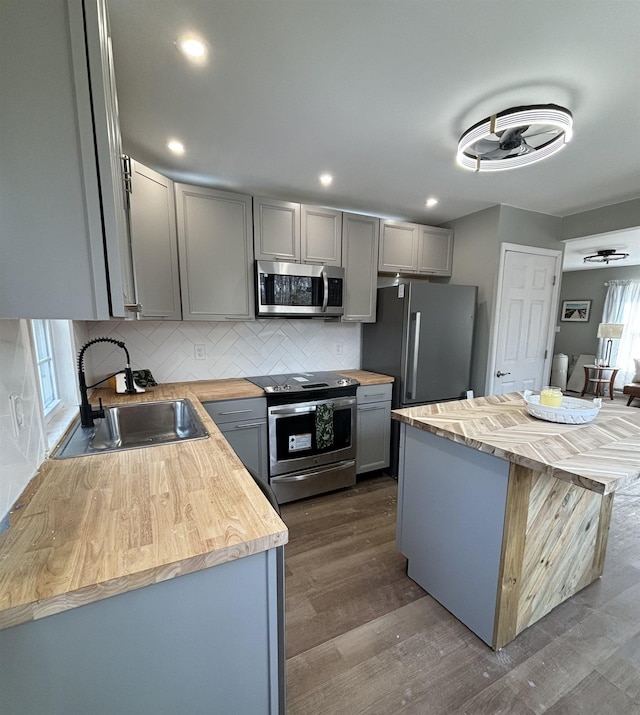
top-left (456, 104), bottom-right (573, 172)
top-left (597, 323), bottom-right (624, 339)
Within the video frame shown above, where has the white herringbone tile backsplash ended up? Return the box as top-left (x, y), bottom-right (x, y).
top-left (85, 319), bottom-right (361, 384)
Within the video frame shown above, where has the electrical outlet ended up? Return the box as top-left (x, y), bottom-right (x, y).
top-left (334, 342), bottom-right (344, 356)
top-left (194, 344), bottom-right (206, 360)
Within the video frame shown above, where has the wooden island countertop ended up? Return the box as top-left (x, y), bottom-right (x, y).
top-left (0, 370), bottom-right (391, 630)
top-left (392, 391), bottom-right (640, 494)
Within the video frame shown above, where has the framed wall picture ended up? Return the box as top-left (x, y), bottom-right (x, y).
top-left (561, 300), bottom-right (591, 322)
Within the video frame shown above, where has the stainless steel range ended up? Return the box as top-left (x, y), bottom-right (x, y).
top-left (246, 372), bottom-right (359, 503)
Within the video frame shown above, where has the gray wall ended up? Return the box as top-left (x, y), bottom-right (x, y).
top-left (561, 198), bottom-right (640, 239)
top-left (445, 205), bottom-right (563, 396)
top-left (553, 264), bottom-right (640, 358)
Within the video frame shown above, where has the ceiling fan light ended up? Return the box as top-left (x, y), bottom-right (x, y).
top-left (583, 248), bottom-right (629, 264)
top-left (456, 104), bottom-right (573, 172)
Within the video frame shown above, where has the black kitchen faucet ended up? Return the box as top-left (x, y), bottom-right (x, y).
top-left (77, 337), bottom-right (136, 427)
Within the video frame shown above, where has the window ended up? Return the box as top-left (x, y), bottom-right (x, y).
top-left (600, 280), bottom-right (640, 389)
top-left (32, 320), bottom-right (60, 415)
top-left (30, 320), bottom-right (78, 452)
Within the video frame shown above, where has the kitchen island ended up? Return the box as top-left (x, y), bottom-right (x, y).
top-left (392, 392), bottom-right (640, 650)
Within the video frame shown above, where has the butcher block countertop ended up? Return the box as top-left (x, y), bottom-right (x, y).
top-left (392, 392), bottom-right (640, 495)
top-left (0, 370), bottom-right (391, 630)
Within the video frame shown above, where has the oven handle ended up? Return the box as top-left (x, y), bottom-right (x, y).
top-left (269, 397), bottom-right (355, 415)
top-left (321, 267), bottom-right (329, 312)
top-left (271, 460), bottom-right (354, 482)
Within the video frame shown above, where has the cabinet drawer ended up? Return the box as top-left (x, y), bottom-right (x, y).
top-left (357, 383), bottom-right (392, 404)
top-left (203, 397), bottom-right (267, 424)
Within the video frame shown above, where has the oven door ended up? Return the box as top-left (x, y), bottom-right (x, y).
top-left (267, 395), bottom-right (356, 477)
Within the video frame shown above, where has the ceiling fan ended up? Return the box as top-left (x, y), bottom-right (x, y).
top-left (583, 248), bottom-right (629, 264)
top-left (456, 105), bottom-right (573, 172)
top-left (471, 124), bottom-right (561, 160)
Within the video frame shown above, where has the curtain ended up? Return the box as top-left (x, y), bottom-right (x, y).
top-left (600, 279), bottom-right (640, 389)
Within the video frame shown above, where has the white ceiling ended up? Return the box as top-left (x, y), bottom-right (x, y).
top-left (107, 0), bottom-right (640, 256)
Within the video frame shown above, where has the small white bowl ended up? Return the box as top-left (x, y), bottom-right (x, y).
top-left (523, 390), bottom-right (602, 424)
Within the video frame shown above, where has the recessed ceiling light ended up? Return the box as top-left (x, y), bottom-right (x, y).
top-left (176, 35), bottom-right (208, 63)
top-left (166, 139), bottom-right (185, 155)
top-left (319, 173), bottom-right (334, 187)
top-left (425, 197), bottom-right (438, 208)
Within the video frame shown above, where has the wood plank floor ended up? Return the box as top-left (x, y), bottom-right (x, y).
top-left (281, 473), bottom-right (640, 714)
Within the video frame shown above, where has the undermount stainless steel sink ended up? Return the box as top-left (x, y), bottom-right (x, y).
top-left (53, 399), bottom-right (209, 459)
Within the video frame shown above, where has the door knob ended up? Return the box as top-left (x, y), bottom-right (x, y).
top-left (496, 370), bottom-right (511, 377)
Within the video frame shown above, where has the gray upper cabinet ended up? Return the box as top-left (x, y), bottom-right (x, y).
top-left (301, 205), bottom-right (342, 265)
top-left (253, 197), bottom-right (301, 262)
top-left (254, 198), bottom-right (343, 265)
top-left (379, 220), bottom-right (453, 276)
top-left (417, 226), bottom-right (454, 275)
top-left (342, 212), bottom-right (380, 322)
top-left (176, 185), bottom-right (254, 321)
top-left (0, 0), bottom-right (133, 320)
top-left (378, 221), bottom-right (420, 273)
top-left (128, 160), bottom-right (181, 320)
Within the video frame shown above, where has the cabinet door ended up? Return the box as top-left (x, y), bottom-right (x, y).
top-left (204, 399), bottom-right (269, 481)
top-left (0, 0), bottom-right (121, 319)
top-left (356, 401), bottom-right (391, 474)
top-left (253, 197), bottom-right (301, 262)
top-left (128, 160), bottom-right (181, 320)
top-left (417, 226), bottom-right (453, 276)
top-left (176, 185), bottom-right (254, 321)
top-left (341, 212), bottom-right (380, 322)
top-left (378, 220), bottom-right (419, 273)
top-left (301, 205), bottom-right (342, 265)
top-left (219, 420), bottom-right (269, 482)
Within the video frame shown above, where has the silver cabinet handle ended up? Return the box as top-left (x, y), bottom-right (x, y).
top-left (408, 311), bottom-right (421, 400)
top-left (219, 409), bottom-right (253, 415)
top-left (358, 405), bottom-right (384, 412)
top-left (233, 422), bottom-right (263, 429)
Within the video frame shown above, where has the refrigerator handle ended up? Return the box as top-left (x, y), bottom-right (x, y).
top-left (408, 311), bottom-right (421, 399)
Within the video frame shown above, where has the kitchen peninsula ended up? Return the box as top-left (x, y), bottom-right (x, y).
top-left (392, 392), bottom-right (640, 650)
top-left (0, 370), bottom-right (389, 714)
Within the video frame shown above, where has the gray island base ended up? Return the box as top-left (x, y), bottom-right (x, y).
top-left (392, 393), bottom-right (640, 650)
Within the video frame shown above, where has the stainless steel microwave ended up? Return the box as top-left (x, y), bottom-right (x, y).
top-left (255, 261), bottom-right (345, 318)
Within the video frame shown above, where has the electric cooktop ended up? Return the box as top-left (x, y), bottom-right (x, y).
top-left (246, 371), bottom-right (359, 394)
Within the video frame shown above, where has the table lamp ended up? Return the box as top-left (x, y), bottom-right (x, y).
top-left (597, 323), bottom-right (624, 366)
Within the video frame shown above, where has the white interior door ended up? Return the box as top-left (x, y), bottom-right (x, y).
top-left (488, 244), bottom-right (562, 395)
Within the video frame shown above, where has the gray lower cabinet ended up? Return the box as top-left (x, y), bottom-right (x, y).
top-left (356, 383), bottom-right (392, 473)
top-left (342, 212), bottom-right (380, 322)
top-left (0, 548), bottom-right (285, 714)
top-left (204, 398), bottom-right (269, 481)
top-left (128, 159), bottom-right (181, 320)
top-left (175, 185), bottom-right (254, 320)
top-left (396, 423), bottom-right (508, 646)
top-left (0, 0), bottom-right (133, 319)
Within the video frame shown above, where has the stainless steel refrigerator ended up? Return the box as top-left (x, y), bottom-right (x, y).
top-left (362, 281), bottom-right (477, 475)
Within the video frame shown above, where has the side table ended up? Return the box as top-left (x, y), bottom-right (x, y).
top-left (581, 364), bottom-right (619, 399)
